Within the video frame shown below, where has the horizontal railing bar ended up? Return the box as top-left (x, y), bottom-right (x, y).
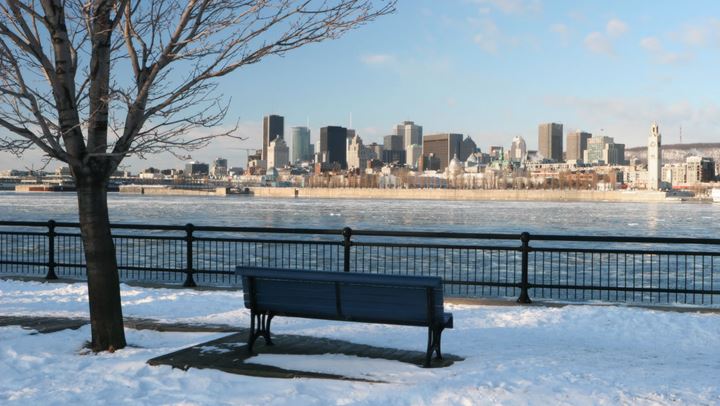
top-left (353, 242), bottom-right (521, 250)
top-left (531, 247), bottom-right (720, 256)
top-left (530, 283), bottom-right (720, 295)
top-left (192, 237), bottom-right (341, 245)
top-left (532, 234), bottom-right (720, 245)
top-left (0, 231), bottom-right (48, 236)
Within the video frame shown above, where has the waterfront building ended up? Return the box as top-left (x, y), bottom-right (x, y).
top-left (395, 121), bottom-right (423, 150)
top-left (508, 136), bottom-right (527, 162)
top-left (382, 134), bottom-right (406, 164)
top-left (422, 133), bottom-right (463, 171)
top-left (184, 161), bottom-right (209, 176)
top-left (267, 138), bottom-right (289, 169)
top-left (538, 122), bottom-right (563, 162)
top-left (320, 126), bottom-right (348, 169)
top-left (647, 122), bottom-right (662, 190)
top-left (291, 126), bottom-right (312, 163)
top-left (566, 131), bottom-right (591, 162)
top-left (210, 158), bottom-right (228, 177)
top-left (685, 156), bottom-right (715, 183)
top-left (262, 114), bottom-right (284, 161)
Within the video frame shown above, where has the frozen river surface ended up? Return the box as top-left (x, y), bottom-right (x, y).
top-left (1, 191), bottom-right (719, 237)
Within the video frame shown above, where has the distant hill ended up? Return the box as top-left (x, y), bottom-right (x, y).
top-left (625, 143), bottom-right (720, 164)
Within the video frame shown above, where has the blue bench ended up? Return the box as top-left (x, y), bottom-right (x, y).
top-left (235, 266), bottom-right (454, 367)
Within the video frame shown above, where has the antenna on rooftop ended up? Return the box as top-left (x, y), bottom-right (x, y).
top-left (679, 125), bottom-right (683, 144)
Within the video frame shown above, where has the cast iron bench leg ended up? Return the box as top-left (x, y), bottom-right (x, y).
top-left (248, 311), bottom-right (274, 354)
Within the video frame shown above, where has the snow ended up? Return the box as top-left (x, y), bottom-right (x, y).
top-left (1, 279), bottom-right (719, 405)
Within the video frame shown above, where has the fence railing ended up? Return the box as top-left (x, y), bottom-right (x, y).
top-left (1, 220), bottom-right (719, 306)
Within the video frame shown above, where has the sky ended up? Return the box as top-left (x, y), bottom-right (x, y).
top-left (2, 0), bottom-right (720, 172)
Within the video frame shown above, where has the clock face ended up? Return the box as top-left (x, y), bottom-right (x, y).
top-left (649, 141), bottom-right (656, 147)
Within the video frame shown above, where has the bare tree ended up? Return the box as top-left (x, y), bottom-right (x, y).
top-left (0, 0), bottom-right (395, 352)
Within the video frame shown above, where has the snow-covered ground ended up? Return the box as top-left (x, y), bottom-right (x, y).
top-left (1, 279), bottom-right (719, 405)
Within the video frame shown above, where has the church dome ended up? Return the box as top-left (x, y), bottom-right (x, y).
top-left (447, 154), bottom-right (463, 176)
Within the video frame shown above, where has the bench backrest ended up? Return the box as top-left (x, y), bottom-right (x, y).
top-left (236, 266), bottom-right (446, 327)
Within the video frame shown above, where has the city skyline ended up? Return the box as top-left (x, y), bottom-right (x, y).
top-left (3, 1), bottom-right (720, 171)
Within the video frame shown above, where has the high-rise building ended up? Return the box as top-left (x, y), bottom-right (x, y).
top-left (566, 130), bottom-right (591, 162)
top-left (395, 121), bottom-right (423, 150)
top-left (382, 134), bottom-right (406, 164)
top-left (262, 114), bottom-right (284, 161)
top-left (267, 138), bottom-right (289, 169)
top-left (459, 136), bottom-right (477, 161)
top-left (685, 156), bottom-right (715, 183)
top-left (538, 123), bottom-right (563, 162)
top-left (320, 126), bottom-right (348, 169)
top-left (647, 122), bottom-right (662, 190)
top-left (210, 157), bottom-right (228, 177)
top-left (583, 136), bottom-right (625, 165)
top-left (422, 133), bottom-right (463, 171)
top-left (407, 144), bottom-right (423, 169)
top-left (290, 126), bottom-right (312, 163)
top-left (184, 161), bottom-right (209, 176)
top-left (508, 136), bottom-right (527, 162)
top-left (347, 134), bottom-right (370, 170)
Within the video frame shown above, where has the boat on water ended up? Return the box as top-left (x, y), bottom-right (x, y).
top-left (712, 188), bottom-right (720, 203)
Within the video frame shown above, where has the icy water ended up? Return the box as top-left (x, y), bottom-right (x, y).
top-left (0, 191), bottom-right (719, 237)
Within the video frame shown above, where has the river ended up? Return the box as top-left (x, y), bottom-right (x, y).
top-left (1, 191), bottom-right (719, 237)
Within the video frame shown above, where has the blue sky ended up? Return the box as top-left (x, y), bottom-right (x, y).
top-left (3, 0), bottom-right (720, 171)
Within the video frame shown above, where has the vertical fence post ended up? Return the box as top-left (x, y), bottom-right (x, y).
top-left (45, 220), bottom-right (58, 280)
top-left (342, 227), bottom-right (352, 272)
top-left (517, 231), bottom-right (532, 303)
top-left (183, 223), bottom-right (197, 287)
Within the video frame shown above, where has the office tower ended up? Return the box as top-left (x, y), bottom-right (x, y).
top-left (422, 133), bottom-right (463, 171)
top-left (566, 130), bottom-right (591, 162)
top-left (407, 144), bottom-right (422, 169)
top-left (508, 136), bottom-right (527, 162)
top-left (459, 136), bottom-right (477, 161)
top-left (210, 157), bottom-right (228, 177)
top-left (267, 138), bottom-right (289, 169)
top-left (263, 114), bottom-right (284, 161)
top-left (184, 161), bottom-right (209, 176)
top-left (320, 126), bottom-right (348, 169)
top-left (291, 126), bottom-right (312, 163)
top-left (584, 136), bottom-right (625, 165)
top-left (382, 134), bottom-right (406, 164)
top-left (538, 122), bottom-right (563, 161)
top-left (647, 122), bottom-right (662, 190)
top-left (395, 121), bottom-right (423, 150)
top-left (347, 134), bottom-right (370, 170)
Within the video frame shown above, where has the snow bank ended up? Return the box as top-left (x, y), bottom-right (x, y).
top-left (1, 279), bottom-right (719, 405)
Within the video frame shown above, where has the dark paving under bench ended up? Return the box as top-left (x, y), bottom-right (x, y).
top-left (148, 331), bottom-right (463, 382)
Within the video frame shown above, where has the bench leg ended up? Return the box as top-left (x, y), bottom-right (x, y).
top-left (248, 311), bottom-right (274, 354)
top-left (424, 327), bottom-right (445, 368)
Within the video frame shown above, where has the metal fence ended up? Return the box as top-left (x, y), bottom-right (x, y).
top-left (1, 220), bottom-right (719, 306)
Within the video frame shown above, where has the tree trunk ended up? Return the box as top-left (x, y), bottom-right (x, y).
top-left (76, 177), bottom-right (126, 352)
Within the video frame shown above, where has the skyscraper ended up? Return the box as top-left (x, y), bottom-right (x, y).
top-left (395, 121), bottom-right (423, 150)
top-left (508, 136), bottom-right (527, 162)
top-left (262, 114), bottom-right (284, 161)
top-left (320, 126), bottom-right (348, 169)
top-left (422, 133), bottom-right (463, 171)
top-left (647, 122), bottom-right (662, 190)
top-left (566, 130), bottom-right (591, 162)
top-left (267, 138), bottom-right (289, 169)
top-left (538, 122), bottom-right (563, 162)
top-left (290, 126), bottom-right (311, 163)
top-left (382, 134), bottom-right (406, 164)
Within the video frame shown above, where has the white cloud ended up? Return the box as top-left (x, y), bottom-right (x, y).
top-left (550, 23), bottom-right (568, 36)
top-left (546, 96), bottom-right (720, 146)
top-left (473, 19), bottom-right (500, 53)
top-left (469, 0), bottom-right (541, 14)
top-left (606, 18), bottom-right (628, 37)
top-left (584, 32), bottom-right (614, 56)
top-left (360, 54), bottom-right (396, 66)
top-left (639, 37), bottom-right (692, 64)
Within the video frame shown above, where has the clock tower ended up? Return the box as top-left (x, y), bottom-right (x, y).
top-left (647, 122), bottom-right (662, 190)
